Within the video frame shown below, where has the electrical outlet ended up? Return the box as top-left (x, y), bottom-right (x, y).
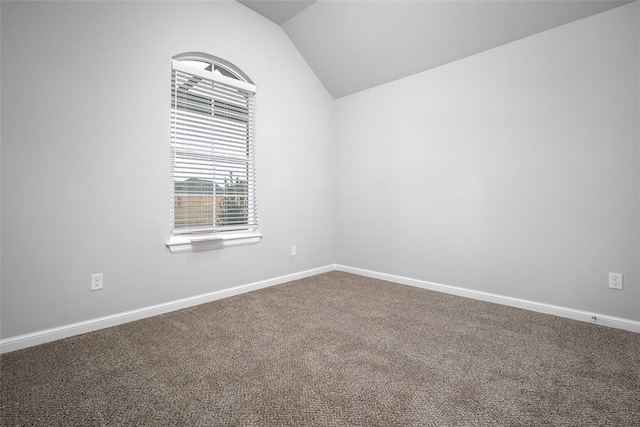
top-left (291, 245), bottom-right (297, 257)
top-left (91, 273), bottom-right (103, 291)
top-left (608, 272), bottom-right (623, 290)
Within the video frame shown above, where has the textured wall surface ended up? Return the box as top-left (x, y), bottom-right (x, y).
top-left (335, 3), bottom-right (639, 320)
top-left (1, 2), bottom-right (638, 340)
top-left (0, 1), bottom-right (335, 338)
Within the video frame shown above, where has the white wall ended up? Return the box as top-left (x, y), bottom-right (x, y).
top-left (2, 1), bottom-right (638, 341)
top-left (335, 3), bottom-right (640, 320)
top-left (0, 1), bottom-right (335, 338)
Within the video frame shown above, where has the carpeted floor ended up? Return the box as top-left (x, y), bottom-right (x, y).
top-left (1, 271), bottom-right (639, 426)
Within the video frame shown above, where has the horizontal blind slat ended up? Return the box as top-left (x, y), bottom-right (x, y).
top-left (170, 62), bottom-right (258, 235)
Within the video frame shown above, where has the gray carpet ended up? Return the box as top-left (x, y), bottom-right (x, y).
top-left (1, 271), bottom-right (639, 426)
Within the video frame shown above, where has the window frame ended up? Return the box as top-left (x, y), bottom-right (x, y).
top-left (166, 52), bottom-right (261, 253)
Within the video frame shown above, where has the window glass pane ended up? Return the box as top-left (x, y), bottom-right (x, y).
top-left (170, 56), bottom-right (256, 235)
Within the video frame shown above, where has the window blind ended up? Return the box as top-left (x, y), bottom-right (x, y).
top-left (170, 60), bottom-right (257, 235)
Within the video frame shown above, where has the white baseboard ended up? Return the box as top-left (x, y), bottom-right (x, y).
top-left (336, 265), bottom-right (640, 334)
top-left (0, 265), bottom-right (336, 354)
top-left (3, 263), bottom-right (637, 353)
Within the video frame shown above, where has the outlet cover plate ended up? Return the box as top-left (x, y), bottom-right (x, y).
top-left (91, 273), bottom-right (104, 291)
top-left (608, 272), bottom-right (623, 290)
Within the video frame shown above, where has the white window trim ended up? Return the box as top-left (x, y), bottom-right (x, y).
top-left (168, 53), bottom-right (259, 253)
top-left (166, 231), bottom-right (262, 254)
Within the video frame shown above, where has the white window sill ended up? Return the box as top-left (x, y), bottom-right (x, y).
top-left (166, 231), bottom-right (262, 254)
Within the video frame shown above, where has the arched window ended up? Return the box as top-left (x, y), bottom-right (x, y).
top-left (168, 52), bottom-right (259, 252)
top-left (172, 52), bottom-right (254, 84)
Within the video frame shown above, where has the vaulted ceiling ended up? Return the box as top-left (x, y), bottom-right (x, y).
top-left (238, 0), bottom-right (633, 99)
